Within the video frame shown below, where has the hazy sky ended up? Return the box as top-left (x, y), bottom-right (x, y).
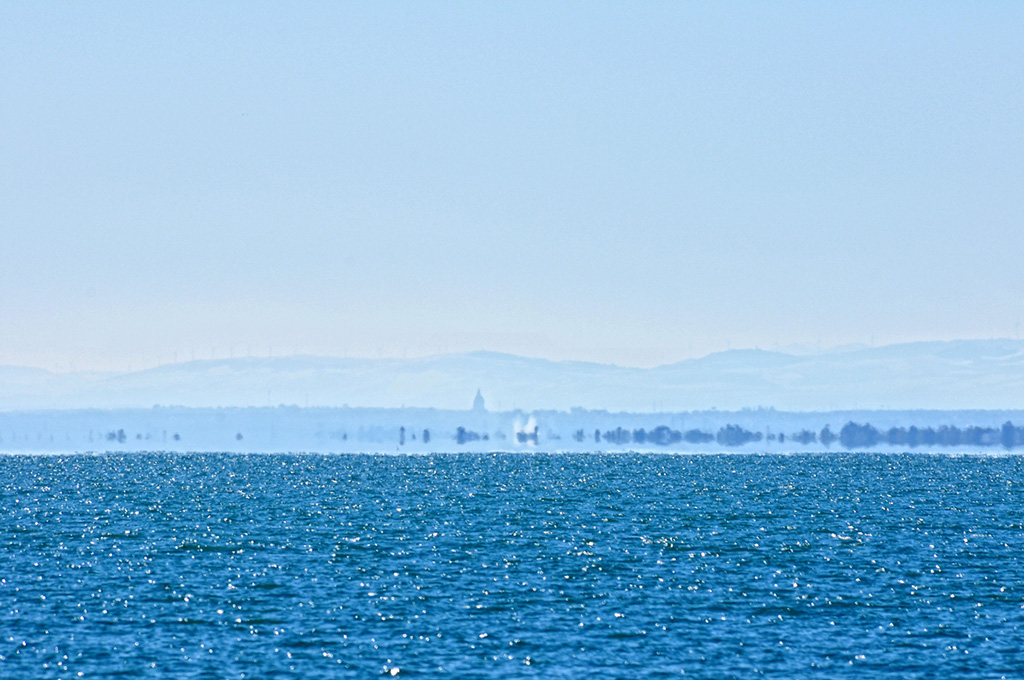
top-left (2, 3), bottom-right (1023, 370)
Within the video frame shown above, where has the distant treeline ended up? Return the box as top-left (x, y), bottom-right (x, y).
top-left (568, 424), bottom-right (822, 447)
top-left (443, 421), bottom-right (1024, 449)
top-left (839, 421), bottom-right (1024, 449)
top-left (453, 423), bottom-right (824, 448)
top-left (14, 418), bottom-right (1022, 452)
top-left (87, 420), bottom-right (1024, 450)
top-left (572, 425), bottom-right (774, 447)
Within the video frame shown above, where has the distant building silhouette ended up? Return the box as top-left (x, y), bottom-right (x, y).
top-left (472, 389), bottom-right (486, 412)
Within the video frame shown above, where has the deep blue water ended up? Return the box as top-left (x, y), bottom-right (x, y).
top-left (2, 452), bottom-right (1024, 678)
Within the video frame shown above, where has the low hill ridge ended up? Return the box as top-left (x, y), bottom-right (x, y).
top-left (3, 339), bottom-right (1024, 411)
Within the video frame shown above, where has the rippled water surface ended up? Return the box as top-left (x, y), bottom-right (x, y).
top-left (2, 453), bottom-right (1024, 678)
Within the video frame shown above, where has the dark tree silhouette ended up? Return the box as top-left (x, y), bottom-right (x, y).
top-left (1002, 421), bottom-right (1016, 449)
top-left (602, 427), bottom-right (631, 445)
top-left (716, 425), bottom-right (762, 447)
top-left (840, 422), bottom-right (880, 449)
top-left (684, 429), bottom-right (714, 444)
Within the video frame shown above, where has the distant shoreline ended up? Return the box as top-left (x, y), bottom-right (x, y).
top-left (3, 405), bottom-right (1024, 454)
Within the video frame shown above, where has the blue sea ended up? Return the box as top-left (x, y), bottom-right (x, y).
top-left (2, 453), bottom-right (1023, 678)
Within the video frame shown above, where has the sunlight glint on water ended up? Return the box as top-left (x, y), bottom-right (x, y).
top-left (1, 453), bottom-right (1023, 678)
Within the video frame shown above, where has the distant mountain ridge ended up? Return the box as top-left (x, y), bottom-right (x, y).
top-left (3, 339), bottom-right (1024, 412)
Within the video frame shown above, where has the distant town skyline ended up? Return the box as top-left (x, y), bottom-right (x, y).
top-left (3, 3), bottom-right (1022, 372)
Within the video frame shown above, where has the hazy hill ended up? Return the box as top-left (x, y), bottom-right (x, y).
top-left (3, 339), bottom-right (1024, 412)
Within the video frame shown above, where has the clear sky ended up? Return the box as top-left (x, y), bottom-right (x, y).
top-left (2, 2), bottom-right (1022, 370)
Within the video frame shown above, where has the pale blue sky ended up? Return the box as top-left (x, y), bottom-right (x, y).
top-left (2, 2), bottom-right (1023, 370)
